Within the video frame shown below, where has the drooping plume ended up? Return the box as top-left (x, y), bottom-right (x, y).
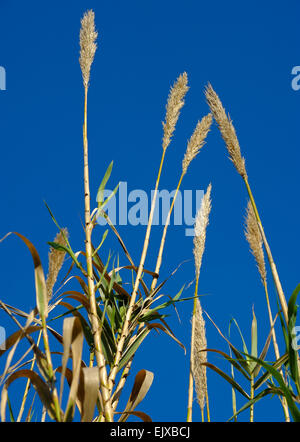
top-left (79, 10), bottom-right (98, 88)
top-left (182, 114), bottom-right (212, 175)
top-left (205, 83), bottom-right (247, 178)
top-left (162, 73), bottom-right (189, 152)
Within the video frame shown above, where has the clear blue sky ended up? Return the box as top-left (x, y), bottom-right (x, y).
top-left (0, 0), bottom-right (299, 422)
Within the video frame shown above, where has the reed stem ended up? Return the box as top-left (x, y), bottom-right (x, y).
top-left (151, 172), bottom-right (184, 292)
top-left (83, 85), bottom-right (113, 422)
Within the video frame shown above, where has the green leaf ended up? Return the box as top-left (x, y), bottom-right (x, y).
top-left (228, 388), bottom-right (273, 422)
top-left (44, 202), bottom-right (84, 273)
top-left (230, 317), bottom-right (249, 357)
top-left (47, 242), bottom-right (83, 272)
top-left (139, 286), bottom-right (186, 321)
top-left (202, 362), bottom-right (250, 399)
top-left (96, 161), bottom-right (114, 207)
top-left (252, 318), bottom-right (274, 379)
top-left (245, 354), bottom-right (300, 422)
top-left (253, 353), bottom-right (288, 390)
top-left (288, 283), bottom-right (300, 321)
top-left (98, 182), bottom-right (119, 212)
top-left (92, 229), bottom-right (108, 257)
top-left (118, 328), bottom-right (150, 371)
top-left (206, 312), bottom-right (250, 374)
top-left (205, 348), bottom-right (251, 380)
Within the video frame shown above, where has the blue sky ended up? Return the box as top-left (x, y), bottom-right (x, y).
top-left (0, 0), bottom-right (299, 422)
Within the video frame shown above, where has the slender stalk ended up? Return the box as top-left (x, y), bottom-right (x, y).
top-left (250, 374), bottom-right (254, 422)
top-left (187, 276), bottom-right (199, 422)
top-left (108, 149), bottom-right (167, 392)
top-left (83, 86), bottom-right (113, 422)
top-left (244, 178), bottom-right (288, 324)
top-left (41, 316), bottom-right (61, 421)
top-left (151, 172), bottom-right (184, 292)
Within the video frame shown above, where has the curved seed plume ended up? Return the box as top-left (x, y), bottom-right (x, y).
top-left (162, 73), bottom-right (189, 152)
top-left (205, 83), bottom-right (247, 179)
top-left (79, 10), bottom-right (98, 88)
top-left (46, 229), bottom-right (68, 300)
top-left (193, 299), bottom-right (207, 413)
top-left (245, 200), bottom-right (266, 283)
top-left (182, 113), bottom-right (212, 175)
top-left (193, 184), bottom-right (212, 278)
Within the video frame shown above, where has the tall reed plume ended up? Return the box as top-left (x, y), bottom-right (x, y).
top-left (182, 114), bottom-right (212, 176)
top-left (162, 73), bottom-right (189, 152)
top-left (79, 10), bottom-right (98, 88)
top-left (205, 83), bottom-right (247, 178)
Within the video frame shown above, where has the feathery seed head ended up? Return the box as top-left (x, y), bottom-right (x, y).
top-left (193, 184), bottom-right (212, 278)
top-left (46, 229), bottom-right (69, 300)
top-left (193, 299), bottom-right (207, 412)
top-left (162, 72), bottom-right (189, 152)
top-left (79, 10), bottom-right (98, 88)
top-left (245, 200), bottom-right (266, 283)
top-left (182, 113), bottom-right (212, 175)
top-left (205, 83), bottom-right (247, 178)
